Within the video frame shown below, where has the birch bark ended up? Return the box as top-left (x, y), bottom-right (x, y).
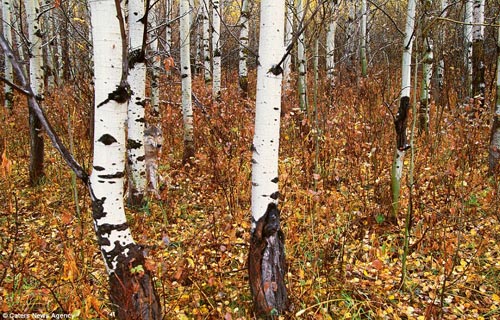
top-left (26, 0), bottom-right (45, 186)
top-left (89, 0), bottom-right (160, 317)
top-left (248, 0), bottom-right (288, 315)
top-left (391, 0), bottom-right (416, 218)
top-left (180, 0), bottom-right (195, 162)
top-left (127, 0), bottom-right (147, 206)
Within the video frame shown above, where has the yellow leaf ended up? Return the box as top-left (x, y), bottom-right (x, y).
top-left (295, 309), bottom-right (306, 317)
top-left (492, 293), bottom-right (500, 303)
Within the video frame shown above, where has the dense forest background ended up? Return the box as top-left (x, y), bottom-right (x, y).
top-left (1, 0), bottom-right (500, 319)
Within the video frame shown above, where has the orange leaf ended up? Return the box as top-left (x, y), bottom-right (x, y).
top-left (372, 259), bottom-right (383, 271)
top-left (164, 57), bottom-right (174, 71)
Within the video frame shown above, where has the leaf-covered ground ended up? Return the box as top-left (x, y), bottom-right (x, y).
top-left (1, 71), bottom-right (499, 319)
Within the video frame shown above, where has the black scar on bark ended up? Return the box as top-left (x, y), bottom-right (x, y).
top-left (248, 203), bottom-right (289, 316)
top-left (128, 48), bottom-right (146, 69)
top-left (98, 134), bottom-right (118, 145)
top-left (127, 139), bottom-right (143, 149)
top-left (137, 155), bottom-right (145, 162)
top-left (92, 197), bottom-right (107, 220)
top-left (269, 64), bottom-right (283, 76)
top-left (271, 177), bottom-right (279, 183)
top-left (394, 96), bottom-right (411, 151)
top-left (270, 191), bottom-right (280, 200)
top-left (98, 171), bottom-right (125, 179)
top-left (94, 166), bottom-right (105, 171)
top-left (97, 85), bottom-right (131, 108)
top-left (109, 243), bottom-right (162, 320)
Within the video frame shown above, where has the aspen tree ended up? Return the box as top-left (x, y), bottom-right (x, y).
top-left (25, 0), bottom-right (45, 186)
top-left (248, 0), bottom-right (288, 315)
top-left (346, 0), bottom-right (357, 68)
top-left (166, 0), bottom-right (173, 68)
top-left (201, 0), bottom-right (211, 83)
top-left (282, 0), bottom-right (293, 90)
top-left (326, 1), bottom-right (338, 85)
top-left (436, 0), bottom-right (448, 95)
top-left (127, 0), bottom-right (148, 206)
top-left (297, 0), bottom-right (307, 112)
top-left (180, 0), bottom-right (195, 162)
top-left (360, 0), bottom-right (368, 77)
top-left (3, 0), bottom-right (13, 111)
top-left (419, 0), bottom-right (433, 134)
top-left (391, 0), bottom-right (416, 218)
top-left (471, 0), bottom-right (485, 109)
top-left (238, 0), bottom-right (249, 94)
top-left (464, 0), bottom-right (473, 97)
top-left (212, 0), bottom-right (222, 100)
top-left (150, 2), bottom-right (161, 118)
top-left (88, 1), bottom-right (160, 317)
top-left (488, 16), bottom-right (500, 173)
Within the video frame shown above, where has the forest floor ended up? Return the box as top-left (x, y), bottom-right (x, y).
top-left (1, 71), bottom-right (500, 319)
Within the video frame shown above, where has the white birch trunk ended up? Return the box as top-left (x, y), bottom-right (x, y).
top-left (238, 0), bottom-right (249, 93)
top-left (26, 0), bottom-right (44, 100)
top-left (464, 0), bottom-right (473, 97)
top-left (360, 0), bottom-right (368, 77)
top-left (166, 0), bottom-right (172, 57)
top-left (127, 0), bottom-right (147, 205)
top-left (180, 0), bottom-right (195, 162)
top-left (488, 15), bottom-right (500, 173)
top-left (326, 4), bottom-right (337, 85)
top-left (201, 0), bottom-right (211, 83)
top-left (391, 0), bottom-right (416, 217)
top-left (26, 0), bottom-right (45, 185)
top-left (346, 0), bottom-right (357, 67)
top-left (419, 0), bottom-right (433, 134)
top-left (212, 0), bottom-right (222, 99)
top-left (150, 4), bottom-right (161, 118)
top-left (90, 0), bottom-right (135, 274)
top-left (89, 2), bottom-right (161, 316)
top-left (471, 0), bottom-right (485, 104)
top-left (437, 0), bottom-right (448, 91)
top-left (282, 0), bottom-right (293, 90)
top-left (3, 0), bottom-right (13, 110)
top-left (297, 0), bottom-right (307, 112)
top-left (419, 37), bottom-right (433, 134)
top-left (249, 0), bottom-right (288, 314)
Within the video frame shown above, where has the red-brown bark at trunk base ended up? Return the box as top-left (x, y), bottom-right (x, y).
top-left (248, 203), bottom-right (288, 317)
top-left (109, 244), bottom-right (161, 320)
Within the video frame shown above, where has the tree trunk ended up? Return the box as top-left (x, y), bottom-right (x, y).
top-left (212, 0), bottom-right (221, 100)
top-left (297, 0), bottom-right (307, 113)
top-left (471, 0), bottom-right (485, 110)
top-left (346, 0), bottom-right (357, 69)
top-left (26, 0), bottom-right (45, 186)
top-left (180, 0), bottom-right (195, 163)
top-left (126, 0), bottom-right (148, 206)
top-left (419, 37), bottom-right (433, 135)
top-left (419, 0), bottom-right (433, 135)
top-left (464, 0), bottom-right (473, 98)
top-left (326, 2), bottom-right (337, 86)
top-left (89, 1), bottom-right (161, 318)
top-left (488, 16), bottom-right (500, 174)
top-left (282, 0), bottom-right (293, 91)
top-left (201, 0), bottom-right (211, 83)
top-left (150, 4), bottom-right (161, 119)
top-left (3, 0), bottom-right (13, 111)
top-left (391, 0), bottom-right (415, 219)
top-left (249, 0), bottom-right (288, 316)
top-left (360, 0), bottom-right (368, 77)
top-left (238, 0), bottom-right (249, 95)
